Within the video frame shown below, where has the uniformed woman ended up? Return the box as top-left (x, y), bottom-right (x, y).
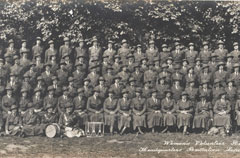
top-left (5, 105), bottom-right (23, 136)
top-left (2, 85), bottom-right (16, 121)
top-left (73, 88), bottom-right (88, 128)
top-left (103, 89), bottom-right (118, 134)
top-left (32, 88), bottom-right (44, 117)
top-left (41, 104), bottom-right (58, 128)
top-left (176, 91), bottom-right (193, 135)
top-left (156, 75), bottom-right (169, 100)
top-left (57, 86), bottom-right (72, 114)
top-left (132, 87), bottom-right (146, 134)
top-left (212, 79), bottom-right (224, 106)
top-left (117, 89), bottom-right (132, 135)
top-left (146, 89), bottom-right (163, 133)
top-left (161, 90), bottom-right (176, 133)
top-left (19, 88), bottom-right (31, 117)
top-left (213, 91), bottom-right (231, 135)
top-left (193, 94), bottom-right (213, 133)
top-left (87, 87), bottom-right (104, 122)
top-left (43, 86), bottom-right (58, 113)
top-left (22, 107), bottom-right (43, 137)
top-left (235, 90), bottom-right (240, 132)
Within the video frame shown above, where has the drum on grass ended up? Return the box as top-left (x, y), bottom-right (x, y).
top-left (45, 123), bottom-right (61, 138)
top-left (85, 122), bottom-right (104, 137)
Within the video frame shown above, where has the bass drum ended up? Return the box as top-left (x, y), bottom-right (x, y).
top-left (45, 123), bottom-right (61, 138)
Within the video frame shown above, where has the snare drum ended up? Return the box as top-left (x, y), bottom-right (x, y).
top-left (45, 123), bottom-right (61, 138)
top-left (85, 122), bottom-right (104, 137)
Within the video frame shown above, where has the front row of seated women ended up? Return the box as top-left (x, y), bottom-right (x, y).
top-left (2, 87), bottom-right (236, 137)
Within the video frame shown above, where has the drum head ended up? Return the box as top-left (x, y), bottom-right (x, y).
top-left (45, 125), bottom-right (57, 138)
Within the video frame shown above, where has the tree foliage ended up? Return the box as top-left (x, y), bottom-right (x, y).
top-left (0, 0), bottom-right (239, 51)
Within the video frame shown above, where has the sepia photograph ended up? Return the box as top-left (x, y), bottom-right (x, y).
top-left (0, 0), bottom-right (239, 157)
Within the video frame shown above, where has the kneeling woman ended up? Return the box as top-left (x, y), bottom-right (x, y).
top-left (5, 105), bottom-right (23, 136)
top-left (104, 89), bottom-right (118, 134)
top-left (176, 91), bottom-right (193, 135)
top-left (193, 94), bottom-right (213, 133)
top-left (213, 91), bottom-right (231, 134)
top-left (132, 87), bottom-right (146, 134)
top-left (161, 90), bottom-right (177, 133)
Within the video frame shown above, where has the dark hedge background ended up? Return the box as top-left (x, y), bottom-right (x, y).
top-left (0, 0), bottom-right (239, 51)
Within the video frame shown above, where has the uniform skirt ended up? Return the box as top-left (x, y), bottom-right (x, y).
top-left (163, 113), bottom-right (177, 126)
top-left (104, 113), bottom-right (117, 127)
top-left (8, 125), bottom-right (22, 136)
top-left (193, 112), bottom-right (211, 129)
top-left (75, 111), bottom-right (88, 125)
top-left (177, 113), bottom-right (193, 128)
top-left (133, 114), bottom-right (146, 130)
top-left (118, 114), bottom-right (131, 130)
top-left (213, 114), bottom-right (231, 127)
top-left (235, 112), bottom-right (240, 126)
top-left (88, 112), bottom-right (104, 122)
top-left (147, 112), bottom-right (163, 128)
top-left (22, 125), bottom-right (45, 136)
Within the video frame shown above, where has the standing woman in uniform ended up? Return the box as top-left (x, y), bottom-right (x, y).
top-left (117, 89), bottom-right (132, 135)
top-left (176, 91), bottom-right (194, 135)
top-left (132, 87), bottom-right (146, 134)
top-left (103, 89), bottom-right (118, 135)
top-left (161, 90), bottom-right (177, 133)
top-left (146, 89), bottom-right (163, 133)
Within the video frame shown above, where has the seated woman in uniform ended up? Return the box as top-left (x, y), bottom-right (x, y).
top-left (235, 90), bottom-right (240, 132)
top-left (2, 85), bottom-right (17, 124)
top-left (213, 91), bottom-right (231, 135)
top-left (59, 102), bottom-right (84, 138)
top-left (40, 104), bottom-right (58, 129)
top-left (132, 87), bottom-right (146, 134)
top-left (5, 105), bottom-right (23, 136)
top-left (176, 91), bottom-right (194, 135)
top-left (117, 89), bottom-right (132, 135)
top-left (22, 107), bottom-right (44, 137)
top-left (103, 89), bottom-right (118, 135)
top-left (193, 94), bottom-right (213, 134)
top-left (161, 90), bottom-right (177, 133)
top-left (87, 87), bottom-right (104, 122)
top-left (146, 89), bottom-right (163, 133)
top-left (73, 88), bottom-right (88, 129)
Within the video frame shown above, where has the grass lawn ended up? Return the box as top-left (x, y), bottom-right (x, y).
top-left (0, 132), bottom-right (240, 158)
